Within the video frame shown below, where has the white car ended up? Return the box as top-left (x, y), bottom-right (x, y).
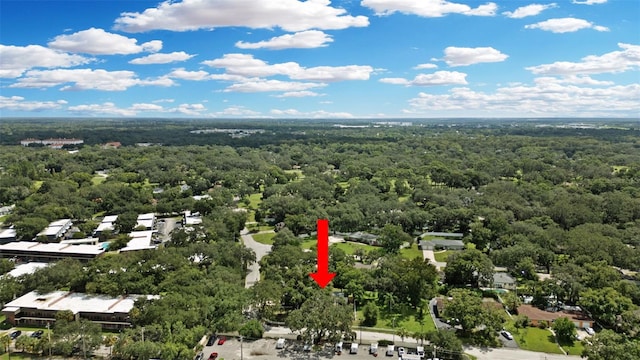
top-left (397, 347), bottom-right (405, 356)
top-left (501, 330), bottom-right (514, 340)
top-left (584, 327), bottom-right (595, 335)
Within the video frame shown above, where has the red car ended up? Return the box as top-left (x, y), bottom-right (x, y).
top-left (217, 336), bottom-right (226, 345)
top-left (209, 352), bottom-right (218, 360)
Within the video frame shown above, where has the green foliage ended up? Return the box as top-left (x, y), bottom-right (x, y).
top-left (286, 290), bottom-right (353, 343)
top-left (239, 320), bottom-right (264, 339)
top-left (582, 329), bottom-right (640, 360)
top-left (379, 224), bottom-right (412, 254)
top-left (362, 301), bottom-right (379, 327)
top-left (579, 287), bottom-right (635, 327)
top-left (552, 317), bottom-right (577, 344)
top-left (444, 249), bottom-right (494, 288)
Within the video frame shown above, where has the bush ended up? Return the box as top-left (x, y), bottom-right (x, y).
top-left (378, 340), bottom-right (393, 346)
top-left (538, 320), bottom-right (549, 329)
top-left (362, 301), bottom-right (379, 327)
top-left (239, 320), bottom-right (264, 339)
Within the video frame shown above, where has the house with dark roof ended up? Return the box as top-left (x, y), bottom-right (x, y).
top-left (517, 304), bottom-right (594, 328)
top-left (418, 239), bottom-right (465, 250)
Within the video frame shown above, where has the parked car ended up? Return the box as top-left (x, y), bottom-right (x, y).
top-left (31, 330), bottom-right (44, 339)
top-left (397, 347), bottom-right (405, 356)
top-left (206, 335), bottom-right (217, 346)
top-left (10, 330), bottom-right (21, 339)
top-left (584, 327), bottom-right (595, 336)
top-left (217, 336), bottom-right (226, 345)
top-left (208, 352), bottom-right (218, 360)
top-left (501, 330), bottom-right (513, 340)
top-left (195, 352), bottom-right (204, 360)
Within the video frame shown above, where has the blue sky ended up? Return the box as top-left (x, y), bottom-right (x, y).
top-left (0, 0), bottom-right (638, 118)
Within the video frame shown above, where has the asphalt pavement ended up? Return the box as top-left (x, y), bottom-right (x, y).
top-left (241, 227), bottom-right (273, 288)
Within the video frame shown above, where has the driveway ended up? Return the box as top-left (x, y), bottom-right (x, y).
top-left (422, 250), bottom-right (446, 269)
top-left (242, 227), bottom-right (272, 288)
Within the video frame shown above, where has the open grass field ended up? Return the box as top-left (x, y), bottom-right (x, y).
top-left (434, 250), bottom-right (455, 262)
top-left (355, 306), bottom-right (436, 334)
top-left (400, 244), bottom-right (423, 260)
top-left (331, 242), bottom-right (376, 255)
top-left (252, 232), bottom-right (276, 245)
top-left (561, 340), bottom-right (585, 356)
top-left (504, 322), bottom-right (563, 354)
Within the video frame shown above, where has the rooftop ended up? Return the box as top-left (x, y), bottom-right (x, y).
top-left (2, 290), bottom-right (156, 314)
top-left (5, 262), bottom-right (48, 278)
top-left (0, 241), bottom-right (105, 256)
top-left (517, 304), bottom-right (592, 323)
top-left (121, 231), bottom-right (156, 252)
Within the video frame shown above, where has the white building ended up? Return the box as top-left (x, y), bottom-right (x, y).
top-left (136, 213), bottom-right (156, 230)
top-left (2, 290), bottom-right (156, 330)
top-left (0, 227), bottom-right (17, 244)
top-left (0, 241), bottom-right (104, 262)
top-left (36, 219), bottom-right (73, 241)
top-left (94, 215), bottom-right (118, 236)
top-left (120, 230), bottom-right (156, 252)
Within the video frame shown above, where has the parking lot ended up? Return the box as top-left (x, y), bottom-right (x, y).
top-left (199, 337), bottom-right (425, 360)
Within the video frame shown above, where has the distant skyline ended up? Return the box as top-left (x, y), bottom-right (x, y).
top-left (1, 0), bottom-right (639, 119)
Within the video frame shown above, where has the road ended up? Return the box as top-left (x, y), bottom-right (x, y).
top-left (242, 227), bottom-right (272, 288)
top-left (263, 327), bottom-right (580, 360)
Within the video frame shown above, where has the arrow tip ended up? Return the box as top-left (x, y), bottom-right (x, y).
top-left (309, 272), bottom-right (336, 289)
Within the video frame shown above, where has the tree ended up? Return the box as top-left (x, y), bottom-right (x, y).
top-left (0, 335), bottom-right (11, 360)
top-left (114, 211), bottom-right (138, 234)
top-left (239, 320), bottom-right (264, 339)
top-left (582, 329), bottom-right (640, 360)
top-left (501, 291), bottom-right (521, 313)
top-left (552, 317), bottom-right (577, 344)
top-left (426, 330), bottom-right (463, 360)
top-left (286, 290), bottom-right (353, 343)
top-left (362, 301), bottom-right (379, 327)
top-left (444, 249), bottom-right (494, 287)
top-left (443, 289), bottom-right (505, 340)
top-left (579, 287), bottom-right (635, 327)
top-left (379, 224), bottom-right (412, 254)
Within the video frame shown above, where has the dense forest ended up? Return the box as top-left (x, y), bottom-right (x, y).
top-left (1, 119), bottom-right (639, 360)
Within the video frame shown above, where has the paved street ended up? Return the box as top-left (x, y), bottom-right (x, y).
top-left (241, 227), bottom-right (272, 288)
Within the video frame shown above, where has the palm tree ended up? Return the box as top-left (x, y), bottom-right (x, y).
top-left (0, 335), bottom-right (11, 360)
top-left (412, 330), bottom-right (428, 346)
top-left (396, 327), bottom-right (410, 343)
top-left (103, 334), bottom-right (118, 357)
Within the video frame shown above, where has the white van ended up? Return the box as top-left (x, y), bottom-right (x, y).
top-left (386, 345), bottom-right (395, 357)
top-left (416, 346), bottom-right (424, 358)
top-left (335, 342), bottom-right (343, 354)
top-left (370, 342), bottom-right (378, 355)
top-left (350, 343), bottom-right (358, 354)
top-left (276, 338), bottom-right (285, 349)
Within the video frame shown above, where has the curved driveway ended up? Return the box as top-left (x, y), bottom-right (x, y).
top-left (242, 227), bottom-right (272, 288)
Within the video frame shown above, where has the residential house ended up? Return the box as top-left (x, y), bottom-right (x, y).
top-left (493, 272), bottom-right (516, 290)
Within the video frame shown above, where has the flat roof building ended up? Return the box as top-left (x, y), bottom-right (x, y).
top-left (4, 262), bottom-right (48, 278)
top-left (120, 231), bottom-right (156, 252)
top-left (0, 228), bottom-right (17, 244)
top-left (136, 213), bottom-right (155, 230)
top-left (2, 290), bottom-right (156, 330)
top-left (36, 219), bottom-right (73, 241)
top-left (0, 241), bottom-right (104, 262)
top-left (94, 215), bottom-right (118, 236)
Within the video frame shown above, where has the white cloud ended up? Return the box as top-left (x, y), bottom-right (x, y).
top-left (404, 81), bottom-right (640, 116)
top-left (153, 98), bottom-right (175, 103)
top-left (68, 102), bottom-right (137, 116)
top-left (572, 0), bottom-right (607, 4)
top-left (9, 68), bottom-right (175, 91)
top-left (503, 3), bottom-right (557, 19)
top-left (443, 46), bottom-right (508, 66)
top-left (380, 71), bottom-right (468, 86)
top-left (114, 0), bottom-right (368, 33)
top-left (236, 30), bottom-right (333, 50)
top-left (526, 43), bottom-right (640, 75)
top-left (202, 53), bottom-right (373, 81)
top-left (223, 79), bottom-right (326, 92)
top-left (130, 103), bottom-right (165, 111)
top-left (129, 51), bottom-right (195, 64)
top-left (214, 106), bottom-right (260, 116)
top-left (167, 68), bottom-right (210, 81)
top-left (0, 96), bottom-right (67, 111)
top-left (48, 28), bottom-right (162, 55)
top-left (525, 17), bottom-right (609, 33)
top-left (170, 103), bottom-right (207, 115)
top-left (271, 108), bottom-right (355, 118)
top-left (414, 63), bottom-right (438, 70)
top-left (0, 45), bottom-right (91, 78)
top-left (361, 0), bottom-right (497, 17)
top-left (274, 91), bottom-right (322, 97)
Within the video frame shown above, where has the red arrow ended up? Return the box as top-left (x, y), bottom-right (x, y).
top-left (309, 219), bottom-right (336, 288)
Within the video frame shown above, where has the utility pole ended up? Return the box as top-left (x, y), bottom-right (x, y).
top-left (141, 327), bottom-right (145, 342)
top-left (392, 316), bottom-right (396, 344)
top-left (47, 322), bottom-right (51, 360)
top-left (240, 336), bottom-right (244, 360)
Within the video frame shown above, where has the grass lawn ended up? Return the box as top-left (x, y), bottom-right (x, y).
top-left (32, 180), bottom-right (43, 191)
top-left (355, 307), bottom-right (436, 334)
top-left (301, 239), bottom-right (317, 250)
top-left (400, 244), bottom-right (423, 260)
top-left (252, 232), bottom-right (276, 245)
top-left (560, 340), bottom-right (585, 356)
top-left (505, 323), bottom-right (563, 354)
top-left (91, 175), bottom-right (107, 185)
top-left (247, 193), bottom-right (263, 208)
top-left (331, 242), bottom-right (375, 255)
top-left (0, 353), bottom-right (36, 360)
top-left (433, 250), bottom-right (453, 262)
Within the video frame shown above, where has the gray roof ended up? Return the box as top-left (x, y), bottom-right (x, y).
top-left (493, 272), bottom-right (516, 284)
